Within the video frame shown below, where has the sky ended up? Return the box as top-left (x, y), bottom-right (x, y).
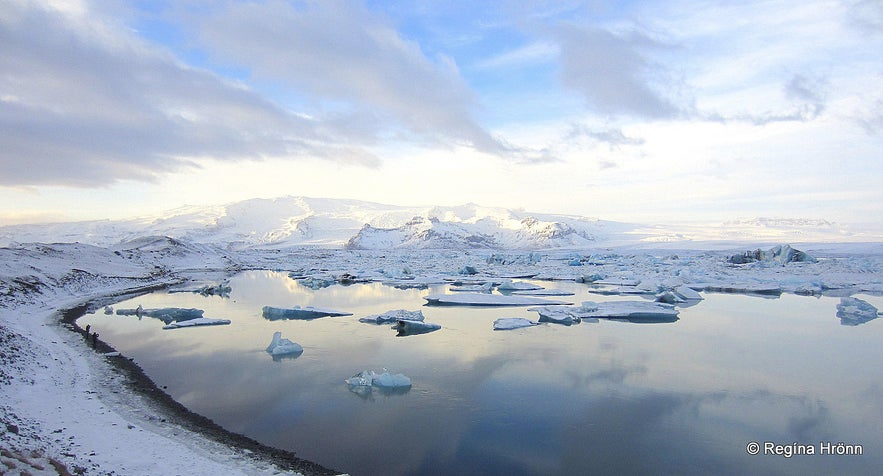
top-left (1, 0), bottom-right (882, 228)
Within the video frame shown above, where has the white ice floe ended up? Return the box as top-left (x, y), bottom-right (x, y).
top-left (836, 297), bottom-right (880, 325)
top-left (493, 317), bottom-right (539, 330)
top-left (162, 317), bottom-right (231, 329)
top-left (116, 307), bottom-right (205, 323)
top-left (497, 279), bottom-right (544, 291)
top-left (424, 293), bottom-right (571, 306)
top-left (510, 288), bottom-right (575, 296)
top-left (593, 278), bottom-right (641, 286)
top-left (265, 331), bottom-right (304, 356)
top-left (690, 282), bottom-right (782, 295)
top-left (261, 305), bottom-right (353, 320)
top-left (345, 370), bottom-right (412, 395)
top-left (449, 282), bottom-right (494, 292)
top-left (359, 309), bottom-right (425, 324)
top-left (395, 319), bottom-right (441, 335)
top-left (531, 300), bottom-right (679, 323)
top-left (674, 285), bottom-right (703, 300)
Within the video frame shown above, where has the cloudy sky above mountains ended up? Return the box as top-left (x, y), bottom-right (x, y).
top-left (1, 0), bottom-right (881, 227)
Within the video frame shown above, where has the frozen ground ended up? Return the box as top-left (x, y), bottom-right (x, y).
top-left (2, 238), bottom-right (882, 475)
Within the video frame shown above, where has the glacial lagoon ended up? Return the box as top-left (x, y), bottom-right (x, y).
top-left (79, 271), bottom-right (883, 475)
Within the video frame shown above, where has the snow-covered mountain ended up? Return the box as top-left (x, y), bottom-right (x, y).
top-left (0, 196), bottom-right (638, 249)
top-left (0, 196), bottom-right (878, 249)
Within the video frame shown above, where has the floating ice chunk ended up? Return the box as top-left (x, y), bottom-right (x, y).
top-left (345, 370), bottom-right (411, 396)
top-left (836, 297), bottom-right (879, 326)
top-left (655, 291), bottom-right (685, 304)
top-left (103, 306), bottom-right (113, 314)
top-left (359, 309), bottom-right (425, 324)
top-left (674, 285), bottom-right (703, 300)
top-left (162, 317), bottom-right (231, 329)
top-left (695, 283), bottom-right (782, 296)
top-left (262, 305), bottom-right (353, 320)
top-left (196, 281), bottom-right (232, 297)
top-left (593, 278), bottom-right (641, 286)
top-left (395, 320), bottom-right (441, 336)
top-left (265, 331), bottom-right (304, 356)
top-left (424, 293), bottom-right (570, 306)
top-left (116, 307), bottom-right (204, 324)
top-left (450, 282), bottom-right (493, 292)
top-left (533, 300), bottom-right (679, 323)
top-left (497, 280), bottom-right (544, 291)
top-left (493, 317), bottom-right (539, 330)
top-left (589, 286), bottom-right (654, 296)
top-left (510, 289), bottom-right (575, 296)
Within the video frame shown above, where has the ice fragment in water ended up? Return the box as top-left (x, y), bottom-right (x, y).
top-left (836, 297), bottom-right (879, 326)
top-left (262, 305), bottom-right (352, 320)
top-left (162, 317), bottom-right (231, 329)
top-left (265, 331), bottom-right (304, 356)
top-left (395, 320), bottom-right (441, 336)
top-left (359, 309), bottom-right (425, 324)
top-left (493, 317), bottom-right (539, 330)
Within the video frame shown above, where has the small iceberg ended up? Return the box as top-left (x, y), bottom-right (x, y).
top-left (449, 282), bottom-right (494, 292)
top-left (692, 282), bottom-right (782, 296)
top-left (162, 317), bottom-right (231, 329)
top-left (345, 370), bottom-right (412, 396)
top-left (395, 320), bottom-right (441, 336)
top-left (493, 317), bottom-right (539, 330)
top-left (359, 309), bottom-right (425, 324)
top-left (116, 307), bottom-right (204, 324)
top-left (836, 297), bottom-right (880, 326)
top-left (531, 301), bottom-right (679, 323)
top-left (265, 331), bottom-right (304, 358)
top-left (497, 280), bottom-right (544, 291)
top-left (424, 293), bottom-right (571, 307)
top-left (262, 305), bottom-right (353, 320)
top-left (510, 288), bottom-right (575, 296)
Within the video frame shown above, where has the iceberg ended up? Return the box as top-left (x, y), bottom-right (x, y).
top-left (359, 309), bottom-right (425, 324)
top-left (162, 317), bottom-right (231, 329)
top-left (449, 282), bottom-right (494, 292)
top-left (497, 280), bottom-right (544, 291)
top-left (345, 370), bottom-right (411, 396)
top-left (836, 297), bottom-right (879, 326)
top-left (265, 331), bottom-right (304, 357)
top-left (395, 320), bottom-right (441, 336)
top-left (728, 244), bottom-right (817, 265)
top-left (532, 301), bottom-right (679, 323)
top-left (424, 293), bottom-right (571, 306)
top-left (510, 288), bottom-right (575, 296)
top-left (262, 305), bottom-right (353, 320)
top-left (116, 307), bottom-right (204, 324)
top-left (493, 317), bottom-right (540, 330)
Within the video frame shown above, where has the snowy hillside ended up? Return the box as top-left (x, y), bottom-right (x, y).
top-left (1, 196), bottom-right (879, 249)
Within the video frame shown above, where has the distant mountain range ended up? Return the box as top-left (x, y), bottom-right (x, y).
top-left (0, 196), bottom-right (878, 249)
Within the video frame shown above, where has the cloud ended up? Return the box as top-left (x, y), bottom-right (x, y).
top-left (0, 1), bottom-right (380, 187)
top-left (192, 0), bottom-right (511, 155)
top-left (552, 24), bottom-right (680, 118)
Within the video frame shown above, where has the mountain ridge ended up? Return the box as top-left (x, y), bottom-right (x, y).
top-left (0, 195), bottom-right (877, 249)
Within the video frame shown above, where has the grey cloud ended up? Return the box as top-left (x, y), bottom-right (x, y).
top-left (552, 24), bottom-right (680, 119)
top-left (194, 0), bottom-right (512, 156)
top-left (566, 123), bottom-right (645, 148)
top-left (701, 73), bottom-right (827, 126)
top-left (0, 2), bottom-right (377, 187)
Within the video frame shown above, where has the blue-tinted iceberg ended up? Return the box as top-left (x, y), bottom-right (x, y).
top-left (262, 305), bottom-right (353, 320)
top-left (345, 370), bottom-right (411, 396)
top-left (162, 317), bottom-right (231, 329)
top-left (497, 280), bottom-right (544, 291)
top-left (359, 309), bottom-right (425, 324)
top-left (395, 320), bottom-right (441, 336)
top-left (493, 317), bottom-right (539, 330)
top-left (265, 331), bottom-right (304, 357)
top-left (424, 293), bottom-right (570, 306)
top-left (116, 306), bottom-right (204, 324)
top-left (836, 297), bottom-right (879, 326)
top-left (531, 301), bottom-right (679, 323)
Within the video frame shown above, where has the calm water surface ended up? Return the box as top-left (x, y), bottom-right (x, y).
top-left (79, 271), bottom-right (883, 475)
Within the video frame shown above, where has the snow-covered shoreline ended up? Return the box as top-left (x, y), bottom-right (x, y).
top-left (2, 238), bottom-right (882, 475)
top-left (0, 273), bottom-right (339, 475)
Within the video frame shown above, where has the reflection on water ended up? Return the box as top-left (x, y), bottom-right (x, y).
top-left (79, 271), bottom-right (883, 475)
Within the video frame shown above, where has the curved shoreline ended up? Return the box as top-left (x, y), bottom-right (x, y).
top-left (60, 299), bottom-right (341, 476)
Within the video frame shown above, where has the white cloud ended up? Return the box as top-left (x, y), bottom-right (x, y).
top-left (193, 0), bottom-right (511, 155)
